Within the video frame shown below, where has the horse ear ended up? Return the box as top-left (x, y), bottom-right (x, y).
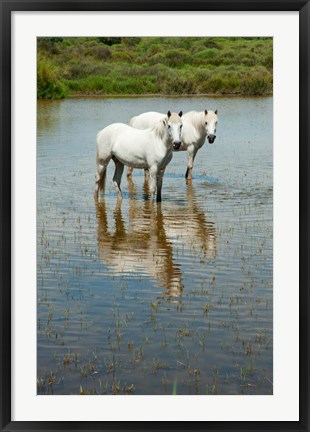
top-left (162, 119), bottom-right (167, 126)
top-left (205, 109), bottom-right (208, 115)
top-left (178, 111), bottom-right (183, 117)
top-left (215, 109), bottom-right (218, 115)
top-left (167, 110), bottom-right (171, 118)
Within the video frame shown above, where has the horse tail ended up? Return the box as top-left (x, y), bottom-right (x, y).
top-left (96, 147), bottom-right (99, 166)
top-left (95, 131), bottom-right (110, 198)
top-left (95, 150), bottom-right (107, 198)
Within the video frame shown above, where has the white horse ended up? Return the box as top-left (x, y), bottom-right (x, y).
top-left (129, 109), bottom-right (218, 180)
top-left (95, 111), bottom-right (182, 202)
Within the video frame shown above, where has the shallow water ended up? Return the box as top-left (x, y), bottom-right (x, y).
top-left (37, 96), bottom-right (273, 395)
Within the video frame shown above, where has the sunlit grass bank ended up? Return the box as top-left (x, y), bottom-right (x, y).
top-left (37, 37), bottom-right (273, 99)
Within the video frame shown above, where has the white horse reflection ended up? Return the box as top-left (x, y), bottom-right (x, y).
top-left (95, 181), bottom-right (183, 300)
top-left (95, 180), bottom-right (216, 301)
top-left (163, 181), bottom-right (216, 260)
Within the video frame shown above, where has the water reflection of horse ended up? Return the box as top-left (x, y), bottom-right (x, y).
top-left (95, 180), bottom-right (216, 300)
top-left (163, 181), bottom-right (216, 260)
top-left (95, 180), bottom-right (183, 300)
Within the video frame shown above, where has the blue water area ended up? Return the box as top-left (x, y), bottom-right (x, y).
top-left (37, 96), bottom-right (273, 396)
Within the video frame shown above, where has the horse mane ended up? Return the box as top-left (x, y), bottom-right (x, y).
top-left (150, 118), bottom-right (168, 140)
top-left (185, 111), bottom-right (205, 131)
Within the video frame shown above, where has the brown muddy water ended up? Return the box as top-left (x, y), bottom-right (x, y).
top-left (37, 96), bottom-right (272, 395)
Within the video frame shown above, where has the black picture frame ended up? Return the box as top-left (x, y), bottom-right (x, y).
top-left (1, 0), bottom-right (309, 431)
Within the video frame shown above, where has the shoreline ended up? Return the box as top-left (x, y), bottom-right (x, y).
top-left (38, 92), bottom-right (273, 101)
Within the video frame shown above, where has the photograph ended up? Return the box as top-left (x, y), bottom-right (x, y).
top-left (2, 0), bottom-right (309, 428)
top-left (36, 36), bottom-right (273, 396)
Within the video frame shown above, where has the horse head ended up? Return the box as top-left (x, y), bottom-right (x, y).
top-left (204, 109), bottom-right (218, 144)
top-left (165, 110), bottom-right (183, 150)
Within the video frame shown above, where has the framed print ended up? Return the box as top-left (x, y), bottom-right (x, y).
top-left (1, 0), bottom-right (309, 430)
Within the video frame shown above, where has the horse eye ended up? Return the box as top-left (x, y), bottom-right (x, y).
top-left (168, 125), bottom-right (171, 129)
top-left (205, 122), bottom-right (208, 125)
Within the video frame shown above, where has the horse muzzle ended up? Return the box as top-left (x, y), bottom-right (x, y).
top-left (173, 141), bottom-right (181, 150)
top-left (208, 135), bottom-right (216, 144)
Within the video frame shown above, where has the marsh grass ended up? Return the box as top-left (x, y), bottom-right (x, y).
top-left (37, 37), bottom-right (272, 98)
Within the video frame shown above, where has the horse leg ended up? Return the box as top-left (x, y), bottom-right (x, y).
top-left (185, 145), bottom-right (198, 180)
top-left (144, 168), bottom-right (150, 179)
top-left (127, 173), bottom-right (136, 198)
top-left (142, 174), bottom-right (149, 201)
top-left (112, 156), bottom-right (124, 201)
top-left (148, 165), bottom-right (158, 202)
top-left (156, 169), bottom-right (165, 203)
top-left (128, 166), bottom-right (148, 179)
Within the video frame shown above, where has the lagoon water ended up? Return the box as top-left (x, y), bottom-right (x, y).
top-left (37, 96), bottom-right (273, 395)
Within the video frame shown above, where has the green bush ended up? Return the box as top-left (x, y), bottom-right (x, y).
top-left (37, 56), bottom-right (67, 99)
top-left (163, 49), bottom-right (190, 67)
top-left (93, 45), bottom-right (111, 61)
top-left (193, 48), bottom-right (219, 60)
top-left (241, 72), bottom-right (272, 95)
top-left (97, 37), bottom-right (122, 46)
top-left (37, 37), bottom-right (273, 98)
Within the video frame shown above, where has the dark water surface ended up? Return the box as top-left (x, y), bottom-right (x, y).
top-left (37, 96), bottom-right (273, 395)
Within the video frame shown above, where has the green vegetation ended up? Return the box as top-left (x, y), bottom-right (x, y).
top-left (37, 37), bottom-right (273, 99)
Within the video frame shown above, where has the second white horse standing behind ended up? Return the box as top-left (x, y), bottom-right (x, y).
top-left (129, 109), bottom-right (218, 180)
